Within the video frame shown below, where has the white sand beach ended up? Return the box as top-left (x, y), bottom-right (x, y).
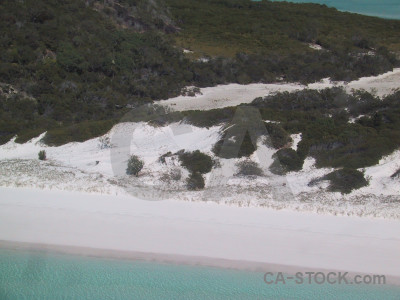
top-left (1, 187), bottom-right (400, 284)
top-left (159, 68), bottom-right (400, 111)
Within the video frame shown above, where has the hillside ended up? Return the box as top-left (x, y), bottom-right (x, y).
top-left (1, 0), bottom-right (400, 145)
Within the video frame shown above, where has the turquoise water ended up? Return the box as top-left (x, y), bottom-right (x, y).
top-left (1, 249), bottom-right (400, 299)
top-left (268, 0), bottom-right (400, 20)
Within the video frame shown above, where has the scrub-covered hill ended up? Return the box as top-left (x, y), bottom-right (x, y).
top-left (1, 0), bottom-right (400, 145)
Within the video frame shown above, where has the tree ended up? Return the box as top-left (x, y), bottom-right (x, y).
top-left (270, 148), bottom-right (303, 175)
top-left (126, 155), bottom-right (144, 176)
top-left (38, 150), bottom-right (46, 160)
top-left (178, 150), bottom-right (213, 174)
top-left (324, 168), bottom-right (368, 194)
top-left (187, 172), bottom-right (205, 190)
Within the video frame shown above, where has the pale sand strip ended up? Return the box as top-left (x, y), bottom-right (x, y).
top-left (1, 240), bottom-right (400, 286)
top-left (0, 187), bottom-right (400, 285)
top-left (159, 68), bottom-right (400, 111)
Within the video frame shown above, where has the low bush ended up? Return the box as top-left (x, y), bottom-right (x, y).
top-left (42, 120), bottom-right (115, 146)
top-left (38, 150), bottom-right (46, 160)
top-left (179, 150), bottom-right (213, 174)
top-left (235, 160), bottom-right (263, 177)
top-left (265, 122), bottom-right (292, 149)
top-left (186, 172), bottom-right (205, 190)
top-left (324, 168), bottom-right (368, 194)
top-left (213, 131), bottom-right (257, 159)
top-left (184, 107), bottom-right (235, 127)
top-left (126, 155), bottom-right (144, 176)
top-left (270, 148), bottom-right (303, 175)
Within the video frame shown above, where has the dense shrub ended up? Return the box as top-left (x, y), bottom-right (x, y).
top-left (213, 131), bottom-right (257, 159)
top-left (186, 172), bottom-right (205, 190)
top-left (42, 120), bottom-right (114, 146)
top-left (235, 160), bottom-right (263, 177)
top-left (324, 168), bottom-right (368, 194)
top-left (269, 148), bottom-right (303, 175)
top-left (38, 150), bottom-right (46, 160)
top-left (179, 150), bottom-right (213, 174)
top-left (184, 108), bottom-right (235, 127)
top-left (265, 122), bottom-right (292, 149)
top-left (126, 155), bottom-right (144, 176)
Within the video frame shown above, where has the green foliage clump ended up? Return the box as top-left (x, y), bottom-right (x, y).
top-left (178, 150), bottom-right (212, 191)
top-left (184, 108), bottom-right (235, 127)
top-left (265, 122), bottom-right (292, 149)
top-left (235, 160), bottom-right (263, 177)
top-left (324, 168), bottom-right (368, 194)
top-left (186, 172), bottom-right (205, 190)
top-left (42, 120), bottom-right (114, 146)
top-left (126, 155), bottom-right (144, 176)
top-left (237, 132), bottom-right (256, 158)
top-left (38, 150), bottom-right (46, 160)
top-left (213, 131), bottom-right (257, 159)
top-left (178, 150), bottom-right (213, 174)
top-left (270, 148), bottom-right (303, 175)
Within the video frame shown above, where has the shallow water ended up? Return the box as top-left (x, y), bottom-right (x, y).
top-left (268, 0), bottom-right (400, 19)
top-left (1, 249), bottom-right (400, 299)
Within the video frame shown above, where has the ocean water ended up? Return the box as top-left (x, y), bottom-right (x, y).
top-left (268, 0), bottom-right (400, 20)
top-left (1, 249), bottom-right (400, 299)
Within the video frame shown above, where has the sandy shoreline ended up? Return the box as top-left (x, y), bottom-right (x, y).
top-left (2, 240), bottom-right (400, 286)
top-left (1, 186), bottom-right (400, 286)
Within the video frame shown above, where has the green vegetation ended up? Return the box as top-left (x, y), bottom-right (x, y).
top-left (0, 0), bottom-right (191, 145)
top-left (252, 88), bottom-right (400, 170)
top-left (168, 0), bottom-right (399, 84)
top-left (168, 0), bottom-right (400, 56)
top-left (178, 150), bottom-right (213, 190)
top-left (178, 150), bottom-right (213, 174)
top-left (270, 148), bottom-right (303, 175)
top-left (213, 130), bottom-right (257, 159)
top-left (42, 120), bottom-right (115, 146)
top-left (38, 150), bottom-right (46, 161)
top-left (323, 168), bottom-right (369, 194)
top-left (126, 155), bottom-right (144, 176)
top-left (1, 0), bottom-right (400, 145)
top-left (264, 123), bottom-right (292, 149)
top-left (186, 172), bottom-right (205, 190)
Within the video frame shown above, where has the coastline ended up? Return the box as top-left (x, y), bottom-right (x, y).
top-left (1, 186), bottom-right (400, 286)
top-left (2, 240), bottom-right (400, 286)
